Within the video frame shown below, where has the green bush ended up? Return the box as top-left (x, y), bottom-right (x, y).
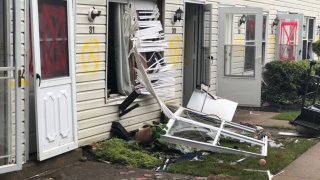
top-left (95, 138), bottom-right (160, 168)
top-left (262, 60), bottom-right (310, 105)
top-left (312, 39), bottom-right (320, 59)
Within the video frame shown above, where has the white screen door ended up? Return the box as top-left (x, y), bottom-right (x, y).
top-left (0, 0), bottom-right (22, 173)
top-left (275, 14), bottom-right (303, 61)
top-left (31, 0), bottom-right (78, 161)
top-left (217, 7), bottom-right (263, 107)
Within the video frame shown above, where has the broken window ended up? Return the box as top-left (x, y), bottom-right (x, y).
top-left (107, 0), bottom-right (171, 99)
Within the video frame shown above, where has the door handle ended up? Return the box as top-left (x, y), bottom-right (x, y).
top-left (36, 73), bottom-right (41, 87)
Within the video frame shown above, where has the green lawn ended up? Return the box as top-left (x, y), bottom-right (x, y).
top-left (168, 138), bottom-right (318, 180)
top-left (271, 111), bottom-right (300, 121)
top-left (95, 137), bottom-right (318, 180)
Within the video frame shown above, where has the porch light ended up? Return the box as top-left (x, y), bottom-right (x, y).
top-left (172, 7), bottom-right (183, 23)
top-left (239, 15), bottom-right (247, 26)
top-left (317, 25), bottom-right (320, 35)
top-left (272, 16), bottom-right (279, 27)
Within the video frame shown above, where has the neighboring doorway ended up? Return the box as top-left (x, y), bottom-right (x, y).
top-left (217, 7), bottom-right (263, 107)
top-left (275, 13), bottom-right (303, 61)
top-left (182, 2), bottom-right (212, 106)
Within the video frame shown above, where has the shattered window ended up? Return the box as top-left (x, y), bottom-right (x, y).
top-left (169, 120), bottom-right (218, 143)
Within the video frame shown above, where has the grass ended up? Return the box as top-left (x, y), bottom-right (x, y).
top-left (168, 138), bottom-right (318, 180)
top-left (95, 138), bottom-right (161, 168)
top-left (265, 125), bottom-right (296, 130)
top-left (94, 136), bottom-right (318, 179)
top-left (272, 111), bottom-right (300, 121)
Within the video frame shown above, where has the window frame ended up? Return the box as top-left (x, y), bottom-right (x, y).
top-left (105, 0), bottom-right (166, 105)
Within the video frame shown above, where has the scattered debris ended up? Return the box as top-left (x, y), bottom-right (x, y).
top-left (278, 131), bottom-right (320, 138)
top-left (187, 89), bottom-right (238, 122)
top-left (172, 144), bottom-right (195, 154)
top-left (268, 140), bottom-right (284, 148)
top-left (259, 159), bottom-right (267, 166)
top-left (111, 122), bottom-right (132, 141)
top-left (244, 169), bottom-right (285, 180)
top-left (249, 111), bottom-right (261, 116)
top-left (97, 159), bottom-right (111, 164)
top-left (123, 0), bottom-right (269, 160)
top-left (236, 157), bottom-right (247, 163)
top-left (156, 158), bottom-right (170, 172)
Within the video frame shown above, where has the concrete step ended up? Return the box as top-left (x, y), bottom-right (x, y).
top-left (0, 148), bottom-right (82, 180)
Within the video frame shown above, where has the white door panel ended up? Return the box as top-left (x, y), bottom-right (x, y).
top-left (217, 7), bottom-right (263, 107)
top-left (31, 0), bottom-right (77, 161)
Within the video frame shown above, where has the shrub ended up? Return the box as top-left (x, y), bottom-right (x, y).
top-left (262, 60), bottom-right (310, 105)
top-left (95, 138), bottom-right (161, 168)
top-left (312, 39), bottom-right (320, 59)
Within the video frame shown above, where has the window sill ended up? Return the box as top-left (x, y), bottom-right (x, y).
top-left (105, 93), bottom-right (153, 106)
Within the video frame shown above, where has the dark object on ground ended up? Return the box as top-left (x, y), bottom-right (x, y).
top-left (172, 151), bottom-right (204, 163)
top-left (291, 60), bottom-right (320, 133)
top-left (111, 122), bottom-right (131, 140)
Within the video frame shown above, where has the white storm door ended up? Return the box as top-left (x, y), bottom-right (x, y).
top-left (31, 0), bottom-right (78, 161)
top-left (217, 7), bottom-right (263, 107)
top-left (0, 0), bottom-right (22, 173)
top-left (275, 14), bottom-right (303, 61)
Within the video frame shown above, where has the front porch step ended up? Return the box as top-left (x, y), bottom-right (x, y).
top-left (0, 148), bottom-right (82, 180)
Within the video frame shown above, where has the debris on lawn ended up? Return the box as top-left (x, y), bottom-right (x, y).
top-left (244, 169), bottom-right (284, 180)
top-left (268, 140), bottom-right (284, 148)
top-left (230, 157), bottom-right (247, 165)
top-left (278, 131), bottom-right (320, 138)
top-left (110, 122), bottom-right (132, 141)
top-left (115, 0), bottom-right (270, 158)
top-left (187, 89), bottom-right (238, 122)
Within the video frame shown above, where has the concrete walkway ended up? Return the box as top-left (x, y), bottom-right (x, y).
top-left (233, 109), bottom-right (293, 128)
top-left (234, 109), bottom-right (320, 180)
top-left (273, 142), bottom-right (320, 180)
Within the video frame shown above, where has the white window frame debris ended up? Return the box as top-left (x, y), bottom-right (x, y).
top-left (162, 107), bottom-right (268, 157)
top-left (187, 89), bottom-right (238, 122)
top-left (130, 43), bottom-right (268, 157)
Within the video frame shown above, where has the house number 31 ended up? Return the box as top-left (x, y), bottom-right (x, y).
top-left (89, 26), bottom-right (95, 34)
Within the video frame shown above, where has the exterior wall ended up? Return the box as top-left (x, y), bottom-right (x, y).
top-left (75, 0), bottom-right (168, 146)
top-left (75, 0), bottom-right (320, 146)
top-left (11, 0), bottom-right (320, 167)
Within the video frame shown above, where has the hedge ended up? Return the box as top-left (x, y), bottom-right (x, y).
top-left (262, 60), bottom-right (311, 105)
